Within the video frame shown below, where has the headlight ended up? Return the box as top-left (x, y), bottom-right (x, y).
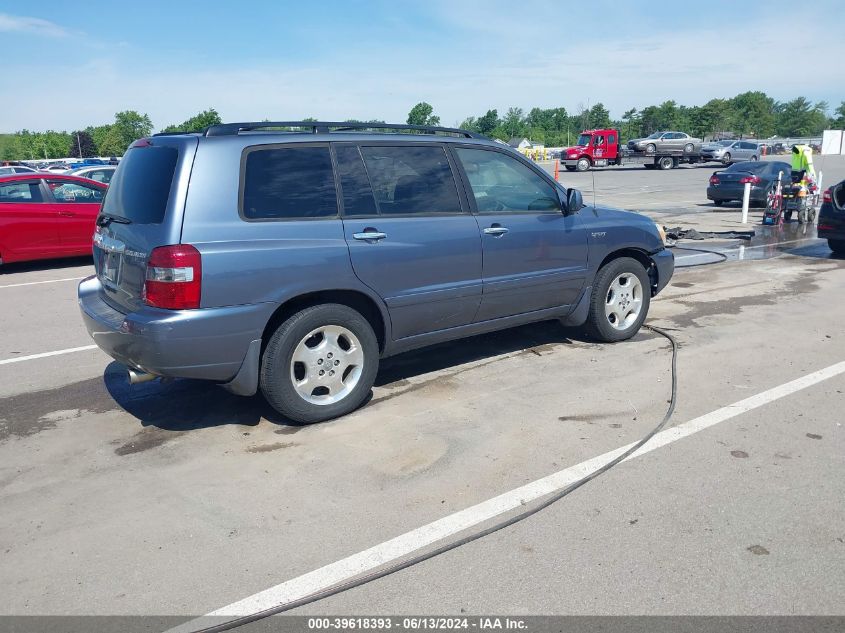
top-left (655, 223), bottom-right (667, 244)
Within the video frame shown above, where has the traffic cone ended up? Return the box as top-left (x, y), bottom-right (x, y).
top-left (554, 159), bottom-right (560, 181)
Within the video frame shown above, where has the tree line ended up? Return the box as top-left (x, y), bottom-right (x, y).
top-left (454, 93), bottom-right (843, 147)
top-left (2, 94), bottom-right (844, 161)
top-left (0, 108), bottom-right (222, 161)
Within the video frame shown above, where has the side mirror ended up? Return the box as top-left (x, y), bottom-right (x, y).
top-left (565, 188), bottom-right (584, 215)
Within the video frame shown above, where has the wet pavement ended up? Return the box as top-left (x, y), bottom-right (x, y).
top-left (673, 221), bottom-right (835, 267)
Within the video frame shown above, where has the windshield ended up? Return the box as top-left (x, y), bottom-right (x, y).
top-left (646, 132), bottom-right (662, 139)
top-left (717, 140), bottom-right (735, 146)
top-left (576, 134), bottom-right (592, 146)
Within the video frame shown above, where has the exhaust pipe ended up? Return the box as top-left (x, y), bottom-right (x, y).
top-left (128, 368), bottom-right (158, 385)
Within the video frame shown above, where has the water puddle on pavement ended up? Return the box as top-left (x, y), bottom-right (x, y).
top-left (673, 222), bottom-right (835, 266)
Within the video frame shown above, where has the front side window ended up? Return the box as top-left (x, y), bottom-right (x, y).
top-left (456, 147), bottom-right (559, 213)
top-left (242, 145), bottom-right (338, 220)
top-left (0, 182), bottom-right (43, 203)
top-left (359, 145), bottom-right (461, 215)
top-left (47, 180), bottom-right (104, 203)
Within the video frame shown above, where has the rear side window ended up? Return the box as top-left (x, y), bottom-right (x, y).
top-left (102, 146), bottom-right (178, 224)
top-left (0, 182), bottom-right (43, 203)
top-left (359, 145), bottom-right (461, 215)
top-left (608, 134), bottom-right (616, 144)
top-left (335, 145), bottom-right (378, 216)
top-left (242, 146), bottom-right (337, 220)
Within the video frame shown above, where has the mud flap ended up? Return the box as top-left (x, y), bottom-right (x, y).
top-left (221, 339), bottom-right (262, 396)
top-left (559, 285), bottom-right (592, 327)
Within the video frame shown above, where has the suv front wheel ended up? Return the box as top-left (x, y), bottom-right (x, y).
top-left (584, 257), bottom-right (651, 342)
top-left (260, 304), bottom-right (379, 423)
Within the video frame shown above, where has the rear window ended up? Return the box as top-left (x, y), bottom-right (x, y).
top-left (101, 146), bottom-right (177, 224)
top-left (725, 162), bottom-right (768, 174)
top-left (241, 146), bottom-right (338, 220)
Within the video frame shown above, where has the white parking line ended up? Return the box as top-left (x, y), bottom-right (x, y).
top-left (0, 345), bottom-right (98, 366)
top-left (0, 276), bottom-right (85, 289)
top-left (171, 360), bottom-right (845, 627)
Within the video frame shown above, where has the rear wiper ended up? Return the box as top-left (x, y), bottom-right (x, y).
top-left (96, 213), bottom-right (131, 227)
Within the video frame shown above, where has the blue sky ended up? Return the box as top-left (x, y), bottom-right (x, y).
top-left (1, 0), bottom-right (842, 132)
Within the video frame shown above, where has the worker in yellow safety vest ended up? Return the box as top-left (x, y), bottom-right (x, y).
top-left (791, 144), bottom-right (815, 183)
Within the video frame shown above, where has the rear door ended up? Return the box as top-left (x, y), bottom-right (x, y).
top-left (337, 143), bottom-right (482, 340)
top-left (0, 179), bottom-right (61, 261)
top-left (44, 179), bottom-right (105, 252)
top-left (452, 146), bottom-right (587, 322)
top-left (93, 137), bottom-right (197, 313)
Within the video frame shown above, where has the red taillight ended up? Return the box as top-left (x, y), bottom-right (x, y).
top-left (739, 175), bottom-right (761, 185)
top-left (823, 188), bottom-right (832, 204)
top-left (709, 175), bottom-right (720, 185)
top-left (144, 244), bottom-right (202, 309)
top-left (818, 224), bottom-right (834, 230)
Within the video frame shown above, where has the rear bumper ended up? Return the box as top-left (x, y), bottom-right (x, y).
top-left (651, 248), bottom-right (674, 295)
top-left (818, 203), bottom-right (845, 239)
top-left (78, 276), bottom-right (272, 382)
top-left (706, 184), bottom-right (766, 203)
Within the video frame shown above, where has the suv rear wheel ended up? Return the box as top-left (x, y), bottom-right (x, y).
top-left (584, 257), bottom-right (651, 343)
top-left (260, 304), bottom-right (379, 423)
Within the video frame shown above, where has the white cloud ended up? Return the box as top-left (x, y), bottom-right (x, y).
top-left (0, 8), bottom-right (842, 132)
top-left (0, 13), bottom-right (71, 38)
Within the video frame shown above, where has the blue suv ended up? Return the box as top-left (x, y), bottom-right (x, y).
top-left (79, 121), bottom-right (673, 423)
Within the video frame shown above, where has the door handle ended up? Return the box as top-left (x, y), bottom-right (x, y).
top-left (352, 231), bottom-right (387, 241)
top-left (58, 211), bottom-right (75, 217)
top-left (483, 226), bottom-right (509, 236)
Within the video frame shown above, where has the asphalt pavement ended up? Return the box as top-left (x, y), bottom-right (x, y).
top-left (0, 163), bottom-right (843, 627)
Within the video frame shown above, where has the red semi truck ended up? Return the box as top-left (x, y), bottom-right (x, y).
top-left (561, 128), bottom-right (702, 171)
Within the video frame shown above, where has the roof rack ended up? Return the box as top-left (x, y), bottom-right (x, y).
top-left (202, 121), bottom-right (484, 139)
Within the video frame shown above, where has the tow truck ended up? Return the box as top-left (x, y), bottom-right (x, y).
top-left (562, 128), bottom-right (703, 172)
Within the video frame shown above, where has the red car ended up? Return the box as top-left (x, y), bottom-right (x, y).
top-left (0, 173), bottom-right (107, 265)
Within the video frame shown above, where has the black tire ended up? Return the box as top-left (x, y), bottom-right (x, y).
top-left (713, 199), bottom-right (724, 207)
top-left (784, 210), bottom-right (793, 222)
top-left (584, 257), bottom-right (651, 343)
top-left (829, 239), bottom-right (845, 256)
top-left (576, 157), bottom-right (591, 172)
top-left (658, 156), bottom-right (674, 170)
top-left (683, 143), bottom-right (694, 153)
top-left (259, 303), bottom-right (379, 424)
top-left (722, 153), bottom-right (731, 165)
top-left (645, 143), bottom-right (656, 154)
top-left (750, 155), bottom-right (758, 161)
